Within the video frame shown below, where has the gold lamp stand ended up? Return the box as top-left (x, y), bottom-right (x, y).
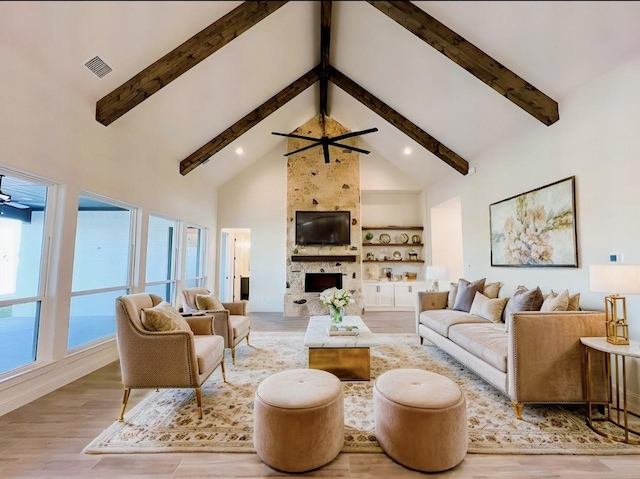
top-left (605, 294), bottom-right (629, 345)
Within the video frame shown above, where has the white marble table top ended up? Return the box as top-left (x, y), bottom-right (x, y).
top-left (304, 315), bottom-right (379, 348)
top-left (581, 337), bottom-right (640, 358)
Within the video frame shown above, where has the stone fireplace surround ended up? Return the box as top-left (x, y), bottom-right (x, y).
top-left (284, 115), bottom-right (362, 317)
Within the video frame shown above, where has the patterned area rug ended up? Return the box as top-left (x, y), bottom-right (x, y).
top-left (84, 332), bottom-right (640, 455)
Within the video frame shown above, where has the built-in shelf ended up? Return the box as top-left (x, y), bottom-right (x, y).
top-left (291, 255), bottom-right (358, 262)
top-left (363, 260), bottom-right (425, 263)
top-left (362, 226), bottom-right (424, 230)
top-left (363, 243), bottom-right (423, 247)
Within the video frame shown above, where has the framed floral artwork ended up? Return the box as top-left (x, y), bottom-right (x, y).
top-left (489, 176), bottom-right (578, 267)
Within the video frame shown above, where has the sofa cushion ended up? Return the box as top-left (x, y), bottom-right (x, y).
top-left (550, 290), bottom-right (580, 311)
top-left (469, 292), bottom-right (509, 323)
top-left (193, 335), bottom-right (224, 375)
top-left (419, 309), bottom-right (489, 337)
top-left (448, 323), bottom-right (508, 373)
top-left (141, 301), bottom-right (191, 332)
top-left (453, 278), bottom-right (486, 312)
top-left (230, 315), bottom-right (250, 338)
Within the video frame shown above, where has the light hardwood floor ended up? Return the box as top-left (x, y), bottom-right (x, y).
top-left (0, 311), bottom-right (638, 478)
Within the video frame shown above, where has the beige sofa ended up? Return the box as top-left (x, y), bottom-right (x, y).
top-left (417, 291), bottom-right (607, 419)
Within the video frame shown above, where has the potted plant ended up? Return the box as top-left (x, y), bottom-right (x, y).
top-left (364, 232), bottom-right (374, 243)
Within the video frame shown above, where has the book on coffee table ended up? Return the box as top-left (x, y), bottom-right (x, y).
top-left (328, 325), bottom-right (360, 336)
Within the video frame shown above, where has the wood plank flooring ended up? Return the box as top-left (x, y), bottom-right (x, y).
top-left (0, 311), bottom-right (638, 478)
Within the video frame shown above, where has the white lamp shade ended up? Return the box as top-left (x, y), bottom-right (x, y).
top-left (589, 265), bottom-right (640, 295)
top-left (427, 266), bottom-right (449, 280)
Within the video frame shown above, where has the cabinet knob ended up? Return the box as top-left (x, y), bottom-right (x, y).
top-left (409, 286), bottom-right (412, 293)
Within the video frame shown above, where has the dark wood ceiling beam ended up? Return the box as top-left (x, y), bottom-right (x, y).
top-left (180, 66), bottom-right (320, 176)
top-left (96, 1), bottom-right (289, 126)
top-left (367, 1), bottom-right (559, 126)
top-left (319, 1), bottom-right (333, 121)
top-left (328, 66), bottom-right (468, 175)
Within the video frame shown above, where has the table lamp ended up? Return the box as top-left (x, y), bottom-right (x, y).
top-left (427, 266), bottom-right (449, 292)
top-left (589, 264), bottom-right (640, 345)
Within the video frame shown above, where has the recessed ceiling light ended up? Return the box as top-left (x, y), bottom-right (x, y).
top-left (403, 147), bottom-right (412, 156)
top-left (235, 147), bottom-right (244, 156)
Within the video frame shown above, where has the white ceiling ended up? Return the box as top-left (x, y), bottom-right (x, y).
top-left (3, 1), bottom-right (640, 187)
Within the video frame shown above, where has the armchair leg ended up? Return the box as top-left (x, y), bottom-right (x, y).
top-left (118, 387), bottom-right (131, 422)
top-left (221, 358), bottom-right (227, 382)
top-left (231, 346), bottom-right (236, 365)
top-left (246, 332), bottom-right (250, 346)
top-left (195, 387), bottom-right (203, 419)
top-left (512, 402), bottom-right (524, 420)
top-left (420, 336), bottom-right (424, 345)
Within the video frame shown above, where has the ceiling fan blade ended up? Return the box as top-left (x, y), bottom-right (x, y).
top-left (272, 131), bottom-right (321, 142)
top-left (330, 127), bottom-right (379, 142)
top-left (323, 143), bottom-right (330, 164)
top-left (284, 141), bottom-right (322, 157)
top-left (330, 142), bottom-right (371, 154)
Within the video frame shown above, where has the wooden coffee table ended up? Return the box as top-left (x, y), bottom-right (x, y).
top-left (303, 315), bottom-right (379, 381)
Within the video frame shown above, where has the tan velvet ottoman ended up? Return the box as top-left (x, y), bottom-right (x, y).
top-left (253, 368), bottom-right (344, 473)
top-left (374, 369), bottom-right (467, 472)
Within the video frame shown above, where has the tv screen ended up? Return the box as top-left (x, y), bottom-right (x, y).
top-left (295, 211), bottom-right (351, 245)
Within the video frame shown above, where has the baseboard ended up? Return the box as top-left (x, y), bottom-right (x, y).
top-left (0, 343), bottom-right (119, 417)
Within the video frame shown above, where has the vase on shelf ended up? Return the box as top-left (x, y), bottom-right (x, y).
top-left (329, 306), bottom-right (345, 324)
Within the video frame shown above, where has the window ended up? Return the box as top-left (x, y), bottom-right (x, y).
top-left (68, 194), bottom-right (135, 350)
top-left (184, 226), bottom-right (207, 288)
top-left (145, 214), bottom-right (178, 303)
top-left (0, 172), bottom-right (50, 374)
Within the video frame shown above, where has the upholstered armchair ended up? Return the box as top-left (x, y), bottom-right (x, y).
top-left (114, 293), bottom-right (226, 421)
top-left (182, 287), bottom-right (250, 364)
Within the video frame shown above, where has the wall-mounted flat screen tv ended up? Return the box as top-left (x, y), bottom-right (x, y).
top-left (295, 211), bottom-right (351, 245)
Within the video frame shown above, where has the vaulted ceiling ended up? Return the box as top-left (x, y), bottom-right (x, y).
top-left (4, 1), bottom-right (640, 187)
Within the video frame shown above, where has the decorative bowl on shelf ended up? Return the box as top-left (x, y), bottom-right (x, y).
top-left (399, 233), bottom-right (409, 244)
top-left (411, 234), bottom-right (421, 244)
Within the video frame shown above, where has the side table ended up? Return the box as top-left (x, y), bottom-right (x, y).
top-left (581, 336), bottom-right (640, 444)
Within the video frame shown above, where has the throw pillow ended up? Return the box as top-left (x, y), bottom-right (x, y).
top-left (141, 301), bottom-right (191, 332)
top-left (447, 283), bottom-right (458, 309)
top-left (504, 285), bottom-right (543, 327)
top-left (540, 290), bottom-right (570, 312)
top-left (483, 281), bottom-right (501, 299)
top-left (195, 293), bottom-right (225, 311)
top-left (453, 278), bottom-right (486, 312)
top-left (469, 292), bottom-right (509, 323)
top-left (448, 281), bottom-right (500, 308)
top-left (551, 289), bottom-right (580, 311)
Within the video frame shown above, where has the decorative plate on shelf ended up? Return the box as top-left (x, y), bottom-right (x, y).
top-left (393, 251), bottom-right (402, 260)
top-left (379, 233), bottom-right (391, 244)
top-left (411, 234), bottom-right (421, 244)
top-left (399, 233), bottom-right (409, 244)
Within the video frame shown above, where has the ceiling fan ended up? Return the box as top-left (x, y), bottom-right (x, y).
top-left (0, 175), bottom-right (30, 211)
top-left (272, 126), bottom-right (378, 164)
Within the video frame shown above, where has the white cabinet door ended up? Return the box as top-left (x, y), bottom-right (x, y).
top-left (394, 282), bottom-right (426, 308)
top-left (363, 283), bottom-right (379, 308)
top-left (377, 283), bottom-right (395, 308)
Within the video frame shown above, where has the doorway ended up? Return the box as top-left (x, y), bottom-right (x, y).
top-left (219, 228), bottom-right (251, 303)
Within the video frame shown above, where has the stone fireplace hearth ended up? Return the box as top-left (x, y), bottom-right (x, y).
top-left (284, 115), bottom-right (362, 317)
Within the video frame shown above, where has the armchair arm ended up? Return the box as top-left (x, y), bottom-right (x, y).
top-left (222, 301), bottom-right (247, 315)
top-left (117, 329), bottom-right (200, 388)
top-left (184, 314), bottom-right (215, 335)
top-left (508, 311), bottom-right (607, 404)
top-left (190, 310), bottom-right (231, 347)
top-left (417, 291), bottom-right (448, 312)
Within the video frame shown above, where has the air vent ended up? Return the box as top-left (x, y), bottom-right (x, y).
top-left (83, 55), bottom-right (112, 79)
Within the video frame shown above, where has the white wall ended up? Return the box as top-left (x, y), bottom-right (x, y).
top-left (0, 41), bottom-right (218, 415)
top-left (217, 147), bottom-right (287, 312)
top-left (430, 197), bottom-right (463, 290)
top-left (427, 55), bottom-right (640, 400)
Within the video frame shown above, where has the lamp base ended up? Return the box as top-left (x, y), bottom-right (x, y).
top-left (605, 295), bottom-right (630, 345)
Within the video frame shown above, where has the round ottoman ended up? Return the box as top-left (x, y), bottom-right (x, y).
top-left (374, 369), bottom-right (467, 472)
top-left (253, 369), bottom-right (344, 473)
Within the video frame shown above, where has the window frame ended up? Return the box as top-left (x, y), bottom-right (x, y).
top-left (145, 212), bottom-right (179, 304)
top-left (183, 223), bottom-right (208, 289)
top-left (67, 191), bottom-right (137, 351)
top-left (0, 167), bottom-right (56, 377)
